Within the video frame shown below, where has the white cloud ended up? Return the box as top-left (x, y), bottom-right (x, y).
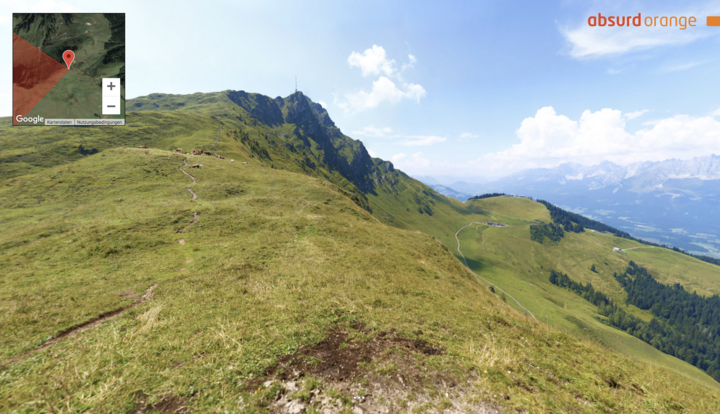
top-left (559, 6), bottom-right (719, 59)
top-left (348, 45), bottom-right (396, 77)
top-left (341, 76), bottom-right (426, 112)
top-left (460, 132), bottom-right (479, 139)
top-left (367, 148), bottom-right (377, 157)
top-left (392, 152), bottom-right (431, 169)
top-left (352, 126), bottom-right (392, 137)
top-left (472, 106), bottom-right (720, 175)
top-left (624, 109), bottom-right (649, 120)
top-left (399, 135), bottom-right (446, 147)
top-left (341, 46), bottom-right (425, 113)
top-left (403, 82), bottom-right (426, 103)
top-left (641, 119), bottom-right (662, 126)
top-left (401, 54), bottom-right (417, 72)
top-left (712, 108), bottom-right (720, 117)
top-left (317, 101), bottom-right (327, 109)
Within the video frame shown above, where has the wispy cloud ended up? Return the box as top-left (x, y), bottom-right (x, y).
top-left (399, 135), bottom-right (446, 147)
top-left (662, 60), bottom-right (711, 72)
top-left (559, 5), bottom-right (720, 59)
top-left (392, 152), bottom-right (431, 169)
top-left (624, 109), bottom-right (649, 120)
top-left (352, 126), bottom-right (392, 137)
top-left (459, 132), bottom-right (479, 139)
top-left (606, 65), bottom-right (636, 75)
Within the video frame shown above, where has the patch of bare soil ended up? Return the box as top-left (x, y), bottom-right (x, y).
top-left (1, 284), bottom-right (157, 367)
top-left (250, 324), bottom-right (501, 414)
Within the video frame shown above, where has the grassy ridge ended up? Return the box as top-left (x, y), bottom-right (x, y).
top-left (458, 196), bottom-right (720, 391)
top-left (1, 149), bottom-right (719, 412)
top-left (3, 88), bottom-right (720, 410)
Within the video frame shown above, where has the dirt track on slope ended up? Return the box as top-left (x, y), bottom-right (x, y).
top-left (1, 153), bottom-right (208, 367)
top-left (178, 211), bottom-right (200, 234)
top-left (179, 158), bottom-right (196, 183)
top-left (455, 222), bottom-right (537, 320)
top-left (179, 157), bottom-right (199, 233)
top-left (0, 284), bottom-right (157, 367)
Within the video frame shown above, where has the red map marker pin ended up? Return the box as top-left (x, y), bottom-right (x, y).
top-left (62, 50), bottom-right (75, 69)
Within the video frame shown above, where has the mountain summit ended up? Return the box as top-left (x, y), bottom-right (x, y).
top-left (125, 89), bottom-right (468, 234)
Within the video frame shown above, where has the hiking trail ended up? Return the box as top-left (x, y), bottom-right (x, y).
top-left (455, 222), bottom-right (537, 320)
top-left (179, 157), bottom-right (199, 233)
top-left (1, 284), bottom-right (157, 366)
top-left (179, 211), bottom-right (200, 234)
top-left (1, 154), bottom-right (204, 366)
top-left (179, 158), bottom-right (196, 183)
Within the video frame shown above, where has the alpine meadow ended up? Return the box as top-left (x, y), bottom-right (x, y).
top-left (2, 90), bottom-right (720, 413)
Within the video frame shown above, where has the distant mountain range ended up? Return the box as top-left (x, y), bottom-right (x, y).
top-left (415, 156), bottom-right (720, 258)
top-left (503, 156), bottom-right (720, 190)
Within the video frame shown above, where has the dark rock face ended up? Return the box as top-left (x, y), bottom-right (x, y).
top-left (226, 90), bottom-right (382, 196)
top-left (226, 90), bottom-right (284, 127)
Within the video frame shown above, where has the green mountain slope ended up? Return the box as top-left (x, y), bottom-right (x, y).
top-left (458, 196), bottom-right (720, 391)
top-left (1, 89), bottom-right (490, 242)
top-left (2, 90), bottom-right (720, 411)
top-left (1, 148), bottom-right (719, 412)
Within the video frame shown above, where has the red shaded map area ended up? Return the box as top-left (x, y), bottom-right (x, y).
top-left (13, 33), bottom-right (68, 125)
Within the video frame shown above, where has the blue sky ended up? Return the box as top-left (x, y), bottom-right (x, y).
top-left (3, 0), bottom-right (720, 177)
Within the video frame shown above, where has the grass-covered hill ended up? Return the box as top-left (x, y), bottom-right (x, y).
top-left (0, 147), bottom-right (718, 412)
top-left (1, 89), bottom-right (477, 239)
top-left (2, 90), bottom-right (720, 412)
top-left (459, 196), bottom-right (720, 390)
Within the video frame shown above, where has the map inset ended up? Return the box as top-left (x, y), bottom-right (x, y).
top-left (12, 13), bottom-right (125, 126)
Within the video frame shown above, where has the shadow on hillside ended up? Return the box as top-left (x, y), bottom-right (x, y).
top-left (461, 256), bottom-right (487, 274)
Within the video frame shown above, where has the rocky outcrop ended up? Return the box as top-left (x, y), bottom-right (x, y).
top-left (226, 91), bottom-right (284, 127)
top-left (278, 92), bottom-right (377, 193)
top-left (224, 90), bottom-right (386, 197)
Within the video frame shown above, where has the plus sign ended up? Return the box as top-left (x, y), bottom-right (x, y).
top-left (107, 82), bottom-right (115, 91)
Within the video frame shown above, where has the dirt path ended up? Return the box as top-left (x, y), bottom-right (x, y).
top-left (179, 158), bottom-right (196, 183)
top-left (179, 211), bottom-right (199, 234)
top-left (2, 155), bottom-right (202, 366)
top-left (622, 246), bottom-right (655, 251)
top-left (1, 284), bottom-right (157, 367)
top-left (178, 158), bottom-right (199, 233)
top-left (455, 222), bottom-right (537, 320)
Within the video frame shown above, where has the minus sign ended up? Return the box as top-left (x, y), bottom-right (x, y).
top-left (107, 105), bottom-right (116, 107)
